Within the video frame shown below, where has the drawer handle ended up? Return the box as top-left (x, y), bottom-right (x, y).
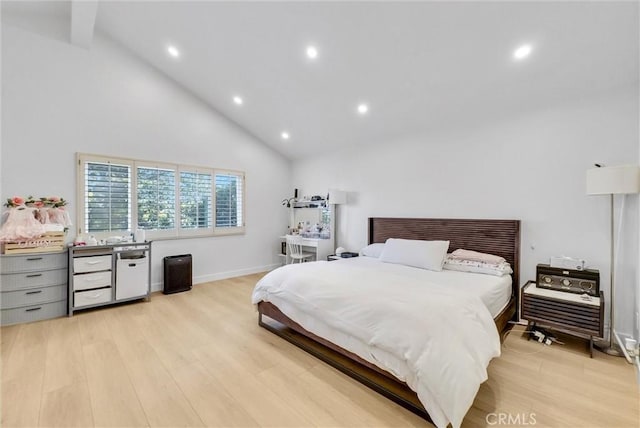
top-left (25, 274), bottom-right (43, 278)
top-left (85, 260), bottom-right (103, 265)
top-left (85, 292), bottom-right (105, 299)
top-left (25, 290), bottom-right (43, 295)
top-left (26, 257), bottom-right (43, 261)
top-left (25, 307), bottom-right (42, 312)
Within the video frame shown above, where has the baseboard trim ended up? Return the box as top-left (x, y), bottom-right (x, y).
top-left (151, 263), bottom-right (280, 292)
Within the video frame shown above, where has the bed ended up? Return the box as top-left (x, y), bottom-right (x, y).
top-left (253, 217), bottom-right (521, 427)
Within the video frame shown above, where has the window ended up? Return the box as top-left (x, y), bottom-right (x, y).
top-left (215, 171), bottom-right (244, 229)
top-left (180, 169), bottom-right (212, 231)
top-left (137, 164), bottom-right (176, 231)
top-left (77, 154), bottom-right (245, 239)
top-left (81, 156), bottom-right (132, 233)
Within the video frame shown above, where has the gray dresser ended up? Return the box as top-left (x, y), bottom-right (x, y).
top-left (1, 251), bottom-right (68, 325)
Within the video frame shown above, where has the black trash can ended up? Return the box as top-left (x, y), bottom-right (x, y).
top-left (163, 254), bottom-right (192, 294)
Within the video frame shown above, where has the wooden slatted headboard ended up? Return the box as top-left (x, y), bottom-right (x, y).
top-left (368, 217), bottom-right (521, 315)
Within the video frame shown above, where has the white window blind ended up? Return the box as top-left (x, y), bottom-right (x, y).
top-left (180, 169), bottom-right (213, 230)
top-left (215, 171), bottom-right (244, 229)
top-left (83, 160), bottom-right (131, 233)
top-left (137, 165), bottom-right (176, 230)
top-left (78, 154), bottom-right (244, 238)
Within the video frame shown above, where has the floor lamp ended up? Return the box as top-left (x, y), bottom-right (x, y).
top-left (586, 164), bottom-right (640, 356)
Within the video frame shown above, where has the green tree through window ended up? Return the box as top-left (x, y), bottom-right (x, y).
top-left (79, 154), bottom-right (244, 237)
top-left (137, 166), bottom-right (175, 230)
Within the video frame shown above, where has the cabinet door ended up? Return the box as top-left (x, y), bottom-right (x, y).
top-left (115, 258), bottom-right (149, 300)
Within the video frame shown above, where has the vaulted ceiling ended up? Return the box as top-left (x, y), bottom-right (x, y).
top-left (3, 1), bottom-right (639, 159)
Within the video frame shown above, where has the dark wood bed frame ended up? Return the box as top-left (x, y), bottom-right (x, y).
top-left (257, 217), bottom-right (521, 421)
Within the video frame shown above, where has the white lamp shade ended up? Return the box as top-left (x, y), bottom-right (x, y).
top-left (586, 165), bottom-right (640, 195)
top-left (328, 189), bottom-right (347, 204)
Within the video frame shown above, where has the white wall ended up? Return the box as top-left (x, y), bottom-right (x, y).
top-left (637, 93), bottom-right (640, 372)
top-left (1, 16), bottom-right (291, 291)
top-left (293, 87), bottom-right (639, 337)
top-left (637, 79), bottom-right (640, 347)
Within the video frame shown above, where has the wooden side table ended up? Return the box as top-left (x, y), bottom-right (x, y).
top-left (521, 280), bottom-right (604, 357)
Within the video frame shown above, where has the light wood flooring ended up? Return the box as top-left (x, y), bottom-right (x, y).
top-left (1, 272), bottom-right (638, 427)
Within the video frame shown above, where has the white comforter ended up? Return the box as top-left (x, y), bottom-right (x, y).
top-left (252, 258), bottom-right (501, 428)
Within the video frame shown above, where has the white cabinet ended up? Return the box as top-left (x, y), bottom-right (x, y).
top-left (68, 243), bottom-right (151, 315)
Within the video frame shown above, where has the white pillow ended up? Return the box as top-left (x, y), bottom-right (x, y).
top-left (379, 238), bottom-right (450, 271)
top-left (443, 256), bottom-right (513, 277)
top-left (360, 243), bottom-right (385, 258)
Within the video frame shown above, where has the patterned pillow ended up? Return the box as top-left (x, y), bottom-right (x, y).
top-left (443, 255), bottom-right (512, 276)
top-left (449, 249), bottom-right (506, 265)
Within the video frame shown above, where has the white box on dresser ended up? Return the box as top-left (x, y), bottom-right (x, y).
top-left (0, 250), bottom-right (68, 325)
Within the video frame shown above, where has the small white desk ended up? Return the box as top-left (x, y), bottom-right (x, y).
top-left (279, 236), bottom-right (333, 264)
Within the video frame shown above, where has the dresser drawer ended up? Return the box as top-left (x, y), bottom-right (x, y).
top-left (73, 271), bottom-right (112, 291)
top-left (73, 255), bottom-right (112, 273)
top-left (1, 300), bottom-right (66, 326)
top-left (1, 268), bottom-right (67, 291)
top-left (1, 284), bottom-right (67, 309)
top-left (1, 252), bottom-right (67, 273)
top-left (74, 287), bottom-right (112, 308)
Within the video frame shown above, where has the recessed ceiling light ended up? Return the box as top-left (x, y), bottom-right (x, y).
top-left (357, 103), bottom-right (369, 115)
top-left (167, 45), bottom-right (180, 58)
top-left (513, 44), bottom-right (532, 60)
top-left (306, 45), bottom-right (318, 59)
top-left (281, 131), bottom-right (290, 140)
top-left (233, 96), bottom-right (243, 105)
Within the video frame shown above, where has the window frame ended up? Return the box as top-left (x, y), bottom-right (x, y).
top-left (77, 153), bottom-right (134, 237)
top-left (77, 153), bottom-right (246, 240)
